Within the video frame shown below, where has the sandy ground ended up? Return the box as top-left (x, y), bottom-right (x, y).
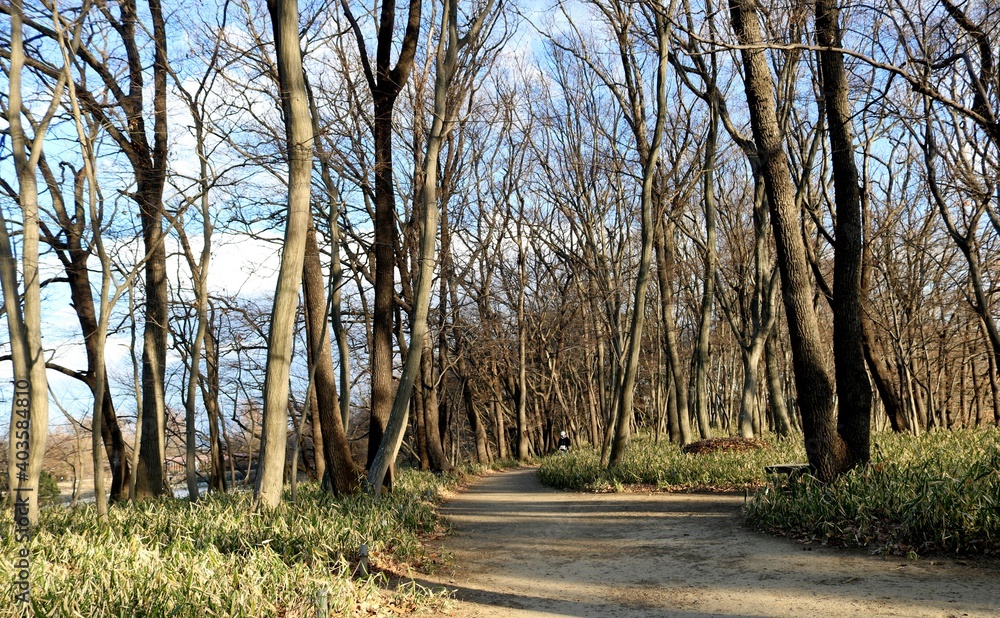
top-left (419, 467), bottom-right (1000, 617)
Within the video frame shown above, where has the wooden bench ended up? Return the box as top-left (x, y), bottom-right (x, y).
top-left (764, 463), bottom-right (811, 480)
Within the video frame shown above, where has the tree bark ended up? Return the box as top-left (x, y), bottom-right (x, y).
top-left (420, 334), bottom-right (452, 471)
top-left (737, 347), bottom-right (763, 438)
top-left (516, 217), bottom-right (530, 461)
top-left (133, 0), bottom-right (171, 500)
top-left (654, 218), bottom-right (693, 445)
top-left (692, 102), bottom-right (719, 440)
top-left (256, 0), bottom-right (315, 508)
top-left (366, 94), bottom-right (399, 486)
top-left (608, 8), bottom-right (670, 466)
top-left (817, 0), bottom-right (872, 469)
top-left (302, 217), bottom-right (361, 493)
top-left (3, 0), bottom-right (53, 524)
top-left (354, 0), bottom-right (425, 493)
top-left (201, 321), bottom-right (227, 492)
top-left (729, 0), bottom-right (842, 479)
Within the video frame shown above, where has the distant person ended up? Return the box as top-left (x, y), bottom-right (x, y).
top-left (557, 431), bottom-right (571, 453)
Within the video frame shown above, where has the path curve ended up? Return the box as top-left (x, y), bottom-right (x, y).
top-left (423, 467), bottom-right (1000, 617)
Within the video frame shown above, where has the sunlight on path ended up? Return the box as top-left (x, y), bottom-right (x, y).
top-left (424, 467), bottom-right (1000, 617)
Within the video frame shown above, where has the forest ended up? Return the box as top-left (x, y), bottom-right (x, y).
top-left (1, 0), bottom-right (999, 611)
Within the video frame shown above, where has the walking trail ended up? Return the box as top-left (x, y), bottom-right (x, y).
top-left (420, 467), bottom-right (1000, 617)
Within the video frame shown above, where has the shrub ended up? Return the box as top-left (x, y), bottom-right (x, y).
top-left (0, 470), bottom-right (60, 505)
top-left (538, 434), bottom-right (804, 492)
top-left (745, 429), bottom-right (1000, 555)
top-left (38, 470), bottom-right (60, 505)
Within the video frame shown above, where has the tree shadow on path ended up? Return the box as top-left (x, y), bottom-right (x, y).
top-left (418, 467), bottom-right (1000, 617)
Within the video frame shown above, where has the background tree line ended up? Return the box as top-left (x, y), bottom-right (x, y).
top-left (2, 0), bottom-right (998, 516)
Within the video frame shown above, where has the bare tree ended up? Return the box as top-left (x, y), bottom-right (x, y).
top-left (0, 0), bottom-right (73, 524)
top-left (815, 0), bottom-right (872, 467)
top-left (606, 0), bottom-right (673, 466)
top-left (255, 0), bottom-right (315, 508)
top-left (368, 0), bottom-right (496, 490)
top-left (341, 0), bottom-right (424, 491)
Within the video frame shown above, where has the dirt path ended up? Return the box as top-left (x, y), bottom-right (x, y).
top-left (421, 467), bottom-right (1000, 617)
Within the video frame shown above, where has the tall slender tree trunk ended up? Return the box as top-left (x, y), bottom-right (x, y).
top-left (764, 332), bottom-right (793, 436)
top-left (421, 334), bottom-right (451, 471)
top-left (609, 10), bottom-right (670, 466)
top-left (654, 219), bottom-right (693, 445)
top-left (302, 218), bottom-right (361, 493)
top-left (817, 0), bottom-right (871, 468)
top-left (493, 397), bottom-right (508, 460)
top-left (351, 0), bottom-right (425, 491)
top-left (367, 0), bottom-right (482, 489)
top-left (134, 0), bottom-right (171, 500)
top-left (135, 194), bottom-right (168, 499)
top-left (256, 0), bottom-right (315, 508)
top-left (367, 95), bottom-right (398, 487)
top-left (181, 138), bottom-right (214, 502)
top-left (516, 222), bottom-right (530, 461)
top-left (305, 79), bottom-right (354, 433)
top-left (451, 275), bottom-right (490, 462)
top-left (737, 347), bottom-right (763, 438)
top-left (692, 103), bottom-right (719, 440)
top-left (1, 0), bottom-right (82, 523)
top-left (201, 322), bottom-right (227, 492)
top-left (729, 0), bottom-right (841, 479)
top-left (307, 387), bottom-right (326, 480)
top-left (462, 376), bottom-right (490, 463)
top-left (413, 382), bottom-right (430, 469)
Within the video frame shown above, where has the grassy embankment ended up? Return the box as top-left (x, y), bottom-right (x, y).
top-left (0, 460), bottom-right (520, 617)
top-left (539, 430), bottom-right (1000, 555)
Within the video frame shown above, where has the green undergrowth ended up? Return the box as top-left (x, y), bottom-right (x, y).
top-left (538, 434), bottom-right (805, 491)
top-left (746, 429), bottom-right (1000, 556)
top-left (0, 460), bottom-right (521, 617)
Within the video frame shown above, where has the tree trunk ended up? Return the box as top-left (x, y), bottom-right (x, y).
top-left (367, 0), bottom-right (469, 490)
top-left (729, 0), bottom-right (842, 479)
top-left (494, 398), bottom-right (508, 460)
top-left (305, 80), bottom-right (354, 434)
top-left (421, 334), bottom-right (451, 471)
top-left (64, 256), bottom-right (130, 498)
top-left (134, 0), bottom-right (171, 500)
top-left (3, 0), bottom-right (62, 525)
top-left (738, 346), bottom-right (764, 438)
top-left (516, 217), bottom-right (530, 461)
top-left (256, 0), bottom-right (315, 508)
top-left (463, 377), bottom-right (490, 463)
top-left (356, 0), bottom-right (425, 492)
top-left (302, 217), bottom-right (361, 493)
top-left (861, 320), bottom-right (908, 433)
top-left (201, 323), bottom-right (227, 492)
top-left (181, 199), bottom-right (213, 503)
top-left (817, 0), bottom-right (872, 469)
top-left (764, 331), bottom-right (793, 436)
top-left (308, 386), bottom-right (326, 480)
top-left (367, 94), bottom-right (398, 488)
top-left (608, 10), bottom-right (670, 466)
top-left (413, 381), bottom-right (430, 469)
top-left (654, 219), bottom-right (693, 445)
top-left (692, 103), bottom-right (719, 440)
